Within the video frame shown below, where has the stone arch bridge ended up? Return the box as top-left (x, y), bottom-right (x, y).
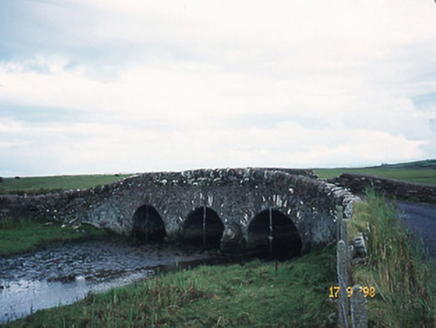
top-left (0, 168), bottom-right (359, 257)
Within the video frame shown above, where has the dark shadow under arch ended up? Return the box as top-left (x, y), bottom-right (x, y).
top-left (132, 205), bottom-right (166, 243)
top-left (182, 207), bottom-right (224, 247)
top-left (247, 208), bottom-right (302, 259)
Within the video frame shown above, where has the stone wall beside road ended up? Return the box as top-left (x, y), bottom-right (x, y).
top-left (334, 173), bottom-right (436, 203)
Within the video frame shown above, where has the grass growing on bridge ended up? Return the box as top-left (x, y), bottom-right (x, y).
top-left (348, 190), bottom-right (436, 327)
top-left (0, 217), bottom-right (108, 257)
top-left (5, 246), bottom-right (337, 327)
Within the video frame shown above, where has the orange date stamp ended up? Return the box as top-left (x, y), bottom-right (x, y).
top-left (329, 286), bottom-right (376, 298)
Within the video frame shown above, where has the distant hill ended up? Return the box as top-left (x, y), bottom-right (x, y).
top-left (314, 159), bottom-right (436, 185)
top-left (368, 159), bottom-right (436, 170)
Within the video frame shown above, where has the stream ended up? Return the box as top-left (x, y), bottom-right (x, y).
top-left (0, 238), bottom-right (217, 324)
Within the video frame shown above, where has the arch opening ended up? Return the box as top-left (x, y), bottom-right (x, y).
top-left (247, 209), bottom-right (302, 259)
top-left (132, 205), bottom-right (166, 243)
top-left (182, 207), bottom-right (224, 247)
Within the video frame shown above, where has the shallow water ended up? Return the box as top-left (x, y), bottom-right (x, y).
top-left (0, 238), bottom-right (213, 323)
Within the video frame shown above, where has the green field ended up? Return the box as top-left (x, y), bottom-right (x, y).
top-left (314, 159), bottom-right (436, 184)
top-left (0, 174), bottom-right (133, 195)
top-left (0, 217), bottom-right (109, 257)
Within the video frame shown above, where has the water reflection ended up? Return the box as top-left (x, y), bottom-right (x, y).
top-left (0, 271), bottom-right (155, 323)
top-left (0, 239), bottom-right (212, 324)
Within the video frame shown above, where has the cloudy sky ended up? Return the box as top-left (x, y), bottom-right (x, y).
top-left (1, 0), bottom-right (436, 176)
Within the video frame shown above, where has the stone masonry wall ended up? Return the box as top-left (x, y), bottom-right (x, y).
top-left (0, 168), bottom-right (359, 251)
top-left (335, 173), bottom-right (436, 203)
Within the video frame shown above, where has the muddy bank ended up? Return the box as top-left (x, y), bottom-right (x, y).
top-left (0, 238), bottom-right (215, 283)
top-left (0, 238), bottom-right (220, 323)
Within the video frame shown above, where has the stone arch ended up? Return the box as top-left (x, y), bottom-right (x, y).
top-left (132, 205), bottom-right (166, 242)
top-left (182, 206), bottom-right (225, 247)
top-left (247, 208), bottom-right (302, 259)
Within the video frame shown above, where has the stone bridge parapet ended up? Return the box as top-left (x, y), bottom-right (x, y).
top-left (0, 168), bottom-right (360, 255)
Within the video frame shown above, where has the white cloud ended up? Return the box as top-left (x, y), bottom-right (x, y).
top-left (1, 0), bottom-right (436, 175)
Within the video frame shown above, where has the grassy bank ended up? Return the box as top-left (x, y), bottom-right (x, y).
top-left (314, 159), bottom-right (436, 184)
top-left (0, 217), bottom-right (109, 257)
top-left (0, 174), bottom-right (133, 195)
top-left (4, 246), bottom-right (337, 327)
top-left (348, 190), bottom-right (436, 327)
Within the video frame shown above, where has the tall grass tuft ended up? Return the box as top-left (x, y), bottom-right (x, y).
top-left (350, 189), bottom-right (435, 327)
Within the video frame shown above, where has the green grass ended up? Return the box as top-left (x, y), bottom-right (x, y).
top-left (314, 159), bottom-right (436, 184)
top-left (0, 174), bottom-right (133, 195)
top-left (4, 246), bottom-right (337, 327)
top-left (348, 190), bottom-right (436, 327)
top-left (0, 217), bottom-right (108, 257)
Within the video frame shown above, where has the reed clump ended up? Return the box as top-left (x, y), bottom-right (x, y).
top-left (350, 189), bottom-right (435, 327)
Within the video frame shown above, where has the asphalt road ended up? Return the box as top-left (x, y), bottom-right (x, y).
top-left (397, 201), bottom-right (436, 260)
